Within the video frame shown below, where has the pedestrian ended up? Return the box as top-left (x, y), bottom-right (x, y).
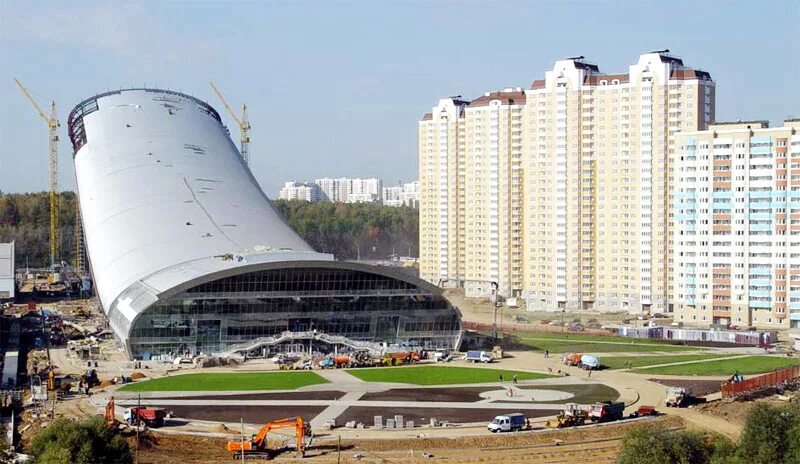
top-left (544, 349), bottom-right (549, 359)
top-left (588, 369), bottom-right (592, 378)
top-left (513, 375), bottom-right (518, 385)
top-left (499, 374), bottom-right (504, 383)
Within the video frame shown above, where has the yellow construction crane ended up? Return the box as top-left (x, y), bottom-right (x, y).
top-left (209, 82), bottom-right (250, 166)
top-left (14, 78), bottom-right (61, 269)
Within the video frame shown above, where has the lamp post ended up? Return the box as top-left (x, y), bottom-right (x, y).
top-left (491, 282), bottom-right (499, 344)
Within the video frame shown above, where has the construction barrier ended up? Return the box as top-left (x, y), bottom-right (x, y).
top-left (721, 365), bottom-right (800, 398)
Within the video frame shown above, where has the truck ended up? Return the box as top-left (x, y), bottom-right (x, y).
top-left (563, 353), bottom-right (583, 367)
top-left (589, 401), bottom-right (624, 423)
top-left (465, 350), bottom-right (493, 363)
top-left (124, 407), bottom-right (166, 428)
top-left (665, 386), bottom-right (692, 407)
top-left (580, 355), bottom-right (600, 370)
top-left (487, 413), bottom-right (526, 433)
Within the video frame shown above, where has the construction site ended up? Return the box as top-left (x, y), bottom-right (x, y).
top-left (2, 83), bottom-right (800, 463)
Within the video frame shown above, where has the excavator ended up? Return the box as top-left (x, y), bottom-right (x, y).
top-left (226, 417), bottom-right (311, 460)
top-left (104, 396), bottom-right (117, 429)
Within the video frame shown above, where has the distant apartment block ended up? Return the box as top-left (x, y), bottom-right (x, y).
top-left (0, 242), bottom-right (14, 301)
top-left (277, 181), bottom-right (322, 202)
top-left (314, 177), bottom-right (383, 203)
top-left (420, 50), bottom-right (715, 313)
top-left (674, 120), bottom-right (800, 328)
top-left (383, 181), bottom-right (420, 208)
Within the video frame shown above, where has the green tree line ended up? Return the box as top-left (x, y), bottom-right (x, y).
top-left (617, 402), bottom-right (800, 464)
top-left (0, 193), bottom-right (418, 268)
top-left (0, 191), bottom-right (79, 268)
top-left (272, 199), bottom-right (418, 260)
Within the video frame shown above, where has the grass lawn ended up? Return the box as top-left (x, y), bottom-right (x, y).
top-left (601, 354), bottom-right (738, 370)
top-left (117, 371), bottom-right (329, 392)
top-left (345, 365), bottom-right (552, 385)
top-left (515, 332), bottom-right (697, 354)
top-left (636, 356), bottom-right (800, 376)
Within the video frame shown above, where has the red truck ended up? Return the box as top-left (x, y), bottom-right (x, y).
top-left (124, 407), bottom-right (166, 427)
top-left (589, 401), bottom-right (625, 423)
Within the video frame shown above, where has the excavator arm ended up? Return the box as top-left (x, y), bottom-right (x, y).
top-left (226, 417), bottom-right (308, 458)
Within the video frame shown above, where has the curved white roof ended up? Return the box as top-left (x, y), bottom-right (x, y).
top-left (70, 89), bottom-right (329, 317)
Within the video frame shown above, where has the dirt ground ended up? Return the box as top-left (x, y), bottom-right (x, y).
top-left (360, 387), bottom-right (490, 403)
top-left (648, 378), bottom-right (723, 397)
top-left (518, 384), bottom-right (620, 404)
top-left (336, 406), bottom-right (561, 426)
top-left (133, 415), bottom-right (684, 464)
top-left (162, 405), bottom-right (328, 425)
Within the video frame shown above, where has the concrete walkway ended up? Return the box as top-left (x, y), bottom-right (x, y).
top-left (310, 391), bottom-right (365, 427)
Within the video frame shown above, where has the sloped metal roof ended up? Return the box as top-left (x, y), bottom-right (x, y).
top-left (71, 89), bottom-right (330, 315)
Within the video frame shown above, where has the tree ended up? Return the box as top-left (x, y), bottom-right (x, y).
top-left (735, 402), bottom-right (800, 464)
top-left (29, 417), bottom-right (131, 464)
top-left (616, 427), bottom-right (731, 464)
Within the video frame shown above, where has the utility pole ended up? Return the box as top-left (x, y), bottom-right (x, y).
top-left (135, 394), bottom-right (141, 464)
top-left (491, 282), bottom-right (499, 344)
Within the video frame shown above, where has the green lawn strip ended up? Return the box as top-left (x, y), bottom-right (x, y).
top-left (601, 354), bottom-right (739, 370)
top-left (345, 366), bottom-right (552, 385)
top-left (636, 356), bottom-right (800, 376)
top-left (517, 338), bottom-right (695, 353)
top-left (118, 371), bottom-right (329, 392)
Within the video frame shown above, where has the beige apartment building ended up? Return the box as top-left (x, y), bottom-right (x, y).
top-left (673, 120), bottom-right (800, 328)
top-left (420, 51), bottom-right (715, 313)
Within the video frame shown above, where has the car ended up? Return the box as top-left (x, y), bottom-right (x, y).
top-left (630, 405), bottom-right (658, 418)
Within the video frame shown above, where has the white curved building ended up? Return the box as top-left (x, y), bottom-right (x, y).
top-left (69, 89), bottom-right (461, 359)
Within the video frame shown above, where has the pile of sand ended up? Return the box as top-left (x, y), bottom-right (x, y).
top-left (131, 372), bottom-right (147, 380)
top-left (212, 423), bottom-right (235, 434)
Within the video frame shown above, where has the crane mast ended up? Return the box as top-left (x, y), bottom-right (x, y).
top-left (209, 82), bottom-right (250, 166)
top-left (14, 78), bottom-right (61, 269)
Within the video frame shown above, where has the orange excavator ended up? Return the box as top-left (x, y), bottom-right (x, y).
top-left (104, 396), bottom-right (117, 429)
top-left (226, 417), bottom-right (311, 460)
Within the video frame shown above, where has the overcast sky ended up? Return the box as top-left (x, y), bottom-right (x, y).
top-left (1, 0), bottom-right (798, 196)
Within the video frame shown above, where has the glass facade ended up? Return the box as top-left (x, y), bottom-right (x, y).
top-left (128, 267), bottom-right (461, 358)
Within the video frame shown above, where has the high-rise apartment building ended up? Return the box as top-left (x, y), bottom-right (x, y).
top-left (277, 181), bottom-right (321, 202)
top-left (523, 52), bottom-right (714, 313)
top-left (673, 120), bottom-right (800, 328)
top-left (419, 98), bottom-right (469, 287)
top-left (419, 51), bottom-right (715, 313)
top-left (419, 91), bottom-right (525, 297)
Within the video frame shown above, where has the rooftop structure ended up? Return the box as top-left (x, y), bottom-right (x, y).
top-left (69, 89), bottom-right (461, 359)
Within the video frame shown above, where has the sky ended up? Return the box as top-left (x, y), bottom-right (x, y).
top-left (1, 0), bottom-right (798, 196)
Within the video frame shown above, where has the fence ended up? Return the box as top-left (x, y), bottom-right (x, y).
top-left (721, 364), bottom-right (800, 398)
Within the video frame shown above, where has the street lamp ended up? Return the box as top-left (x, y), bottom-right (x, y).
top-left (491, 282), bottom-right (499, 344)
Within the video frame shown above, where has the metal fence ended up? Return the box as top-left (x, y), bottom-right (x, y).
top-left (721, 365), bottom-right (800, 398)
